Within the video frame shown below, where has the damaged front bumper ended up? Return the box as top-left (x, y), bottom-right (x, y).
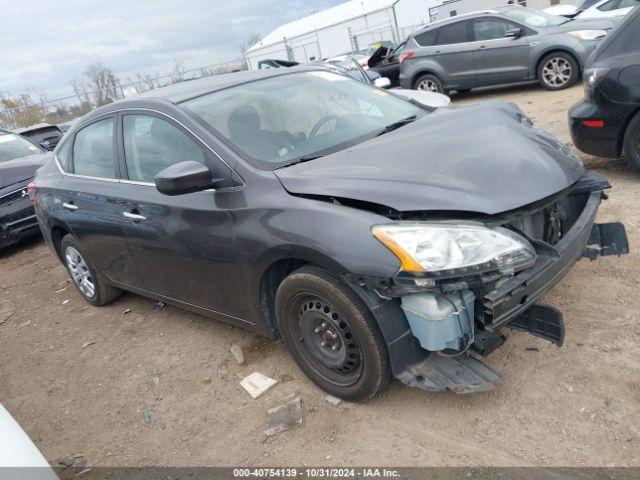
top-left (348, 187), bottom-right (629, 395)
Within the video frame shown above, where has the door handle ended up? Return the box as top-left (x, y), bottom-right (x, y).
top-left (479, 45), bottom-right (488, 50)
top-left (62, 202), bottom-right (78, 211)
top-left (123, 211), bottom-right (146, 222)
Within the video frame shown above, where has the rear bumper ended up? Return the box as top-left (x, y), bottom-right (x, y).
top-left (483, 191), bottom-right (628, 329)
top-left (569, 99), bottom-right (628, 158)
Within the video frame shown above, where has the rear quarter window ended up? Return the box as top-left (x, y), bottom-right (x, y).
top-left (434, 21), bottom-right (470, 45)
top-left (414, 29), bottom-right (437, 47)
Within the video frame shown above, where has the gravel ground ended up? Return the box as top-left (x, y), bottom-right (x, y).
top-left (1, 83), bottom-right (639, 468)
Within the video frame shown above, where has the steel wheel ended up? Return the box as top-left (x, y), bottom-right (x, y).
top-left (417, 79), bottom-right (439, 92)
top-left (292, 294), bottom-right (364, 386)
top-left (542, 57), bottom-right (573, 88)
top-left (65, 246), bottom-right (96, 298)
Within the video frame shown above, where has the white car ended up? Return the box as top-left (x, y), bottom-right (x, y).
top-left (0, 404), bottom-right (58, 480)
top-left (545, 0), bottom-right (638, 19)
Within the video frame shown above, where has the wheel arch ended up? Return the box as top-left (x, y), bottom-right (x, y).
top-left (620, 106), bottom-right (640, 157)
top-left (411, 69), bottom-right (444, 89)
top-left (50, 223), bottom-right (71, 263)
top-left (535, 48), bottom-right (582, 79)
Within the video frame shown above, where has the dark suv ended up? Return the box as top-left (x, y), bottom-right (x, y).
top-left (0, 130), bottom-right (47, 249)
top-left (399, 6), bottom-right (615, 93)
top-left (569, 7), bottom-right (640, 169)
top-left (34, 68), bottom-right (628, 400)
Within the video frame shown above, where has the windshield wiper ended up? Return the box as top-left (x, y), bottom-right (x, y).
top-left (375, 115), bottom-right (417, 137)
top-left (277, 155), bottom-right (324, 169)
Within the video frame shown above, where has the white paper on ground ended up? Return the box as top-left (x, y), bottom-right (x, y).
top-left (240, 372), bottom-right (278, 398)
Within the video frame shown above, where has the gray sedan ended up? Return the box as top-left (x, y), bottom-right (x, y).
top-left (399, 6), bottom-right (617, 93)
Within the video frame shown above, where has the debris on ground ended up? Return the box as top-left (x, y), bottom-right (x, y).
top-left (265, 394), bottom-right (303, 437)
top-left (73, 457), bottom-right (91, 477)
top-left (154, 301), bottom-right (167, 310)
top-left (0, 310), bottom-right (13, 325)
top-left (123, 308), bottom-right (131, 314)
top-left (54, 286), bottom-right (68, 294)
top-left (16, 320), bottom-right (31, 330)
top-left (241, 372), bottom-right (277, 398)
top-left (57, 455), bottom-right (74, 468)
top-left (526, 347), bottom-right (540, 352)
top-left (325, 394), bottom-right (342, 407)
top-left (143, 410), bottom-right (151, 423)
top-left (230, 344), bottom-right (245, 365)
top-left (62, 299), bottom-right (69, 305)
top-left (81, 341), bottom-right (96, 349)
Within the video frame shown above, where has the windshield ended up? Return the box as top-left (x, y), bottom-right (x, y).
top-left (503, 7), bottom-right (568, 27)
top-left (0, 133), bottom-right (41, 163)
top-left (182, 71), bottom-right (426, 169)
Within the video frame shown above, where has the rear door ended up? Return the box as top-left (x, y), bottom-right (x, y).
top-left (471, 18), bottom-right (531, 86)
top-left (431, 21), bottom-right (476, 89)
top-left (55, 116), bottom-right (144, 288)
top-left (116, 112), bottom-right (247, 319)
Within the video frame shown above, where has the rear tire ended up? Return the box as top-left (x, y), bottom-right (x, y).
top-left (413, 74), bottom-right (446, 94)
top-left (538, 52), bottom-right (579, 90)
top-left (275, 266), bottom-right (391, 401)
top-left (623, 113), bottom-right (640, 172)
top-left (61, 234), bottom-right (122, 306)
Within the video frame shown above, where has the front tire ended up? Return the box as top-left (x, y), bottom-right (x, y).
top-left (413, 74), bottom-right (446, 94)
top-left (538, 52), bottom-right (579, 90)
top-left (275, 266), bottom-right (391, 401)
top-left (61, 234), bottom-right (122, 306)
top-left (623, 113), bottom-right (640, 172)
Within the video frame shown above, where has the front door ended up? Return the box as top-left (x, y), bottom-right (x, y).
top-left (56, 116), bottom-right (143, 288)
top-left (471, 19), bottom-right (530, 86)
top-left (116, 112), bottom-right (247, 320)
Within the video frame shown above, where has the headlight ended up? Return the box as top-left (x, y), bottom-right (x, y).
top-left (568, 30), bottom-right (607, 41)
top-left (372, 223), bottom-right (537, 276)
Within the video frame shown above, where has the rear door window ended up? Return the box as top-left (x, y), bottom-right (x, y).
top-left (72, 118), bottom-right (116, 179)
top-left (435, 22), bottom-right (470, 45)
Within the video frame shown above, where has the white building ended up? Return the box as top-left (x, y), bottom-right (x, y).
top-left (245, 0), bottom-right (440, 69)
top-left (428, 0), bottom-right (567, 22)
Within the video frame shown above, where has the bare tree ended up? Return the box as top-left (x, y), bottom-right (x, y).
top-left (239, 32), bottom-right (262, 68)
top-left (170, 59), bottom-right (186, 84)
top-left (84, 63), bottom-right (123, 107)
top-left (71, 79), bottom-right (92, 107)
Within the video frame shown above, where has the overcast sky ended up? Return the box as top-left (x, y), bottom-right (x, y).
top-left (0, 0), bottom-right (343, 100)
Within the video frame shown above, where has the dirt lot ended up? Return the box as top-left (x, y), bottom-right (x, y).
top-left (1, 84), bottom-right (639, 468)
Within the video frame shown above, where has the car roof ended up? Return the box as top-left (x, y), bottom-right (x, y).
top-left (138, 66), bottom-right (322, 104)
top-left (411, 6), bottom-right (514, 33)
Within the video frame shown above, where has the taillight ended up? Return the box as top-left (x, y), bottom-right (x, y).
top-left (399, 52), bottom-right (415, 63)
top-left (27, 182), bottom-right (37, 206)
top-left (583, 120), bottom-right (605, 128)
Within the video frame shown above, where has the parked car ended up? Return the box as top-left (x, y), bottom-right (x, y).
top-left (0, 404), bottom-right (58, 479)
top-left (257, 59), bottom-right (300, 69)
top-left (0, 130), bottom-right (47, 249)
top-left (321, 57), bottom-right (392, 88)
top-left (399, 6), bottom-right (616, 94)
top-left (13, 123), bottom-right (64, 151)
top-left (34, 68), bottom-right (628, 400)
top-left (368, 42), bottom-right (406, 88)
top-left (569, 6), bottom-right (640, 169)
top-left (545, 0), bottom-right (638, 19)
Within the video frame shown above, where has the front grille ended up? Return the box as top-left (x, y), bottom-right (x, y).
top-left (1, 206), bottom-right (35, 224)
top-left (0, 188), bottom-right (26, 207)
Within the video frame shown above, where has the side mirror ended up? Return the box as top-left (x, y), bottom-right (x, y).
top-left (155, 161), bottom-right (220, 196)
top-left (374, 77), bottom-right (392, 89)
top-left (505, 28), bottom-right (523, 39)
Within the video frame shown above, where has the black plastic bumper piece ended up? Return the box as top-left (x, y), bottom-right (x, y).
top-left (396, 354), bottom-right (505, 394)
top-left (509, 303), bottom-right (565, 347)
top-left (584, 222), bottom-right (630, 260)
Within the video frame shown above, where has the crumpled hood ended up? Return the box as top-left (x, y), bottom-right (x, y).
top-left (0, 153), bottom-right (49, 191)
top-left (275, 101), bottom-right (585, 215)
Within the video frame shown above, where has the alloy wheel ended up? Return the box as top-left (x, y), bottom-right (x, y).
top-left (417, 79), bottom-right (439, 92)
top-left (65, 246), bottom-right (96, 298)
top-left (294, 296), bottom-right (363, 386)
top-left (542, 57), bottom-right (572, 88)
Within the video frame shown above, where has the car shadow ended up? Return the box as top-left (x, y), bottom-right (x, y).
top-left (0, 235), bottom-right (43, 260)
top-left (452, 81), bottom-right (541, 100)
